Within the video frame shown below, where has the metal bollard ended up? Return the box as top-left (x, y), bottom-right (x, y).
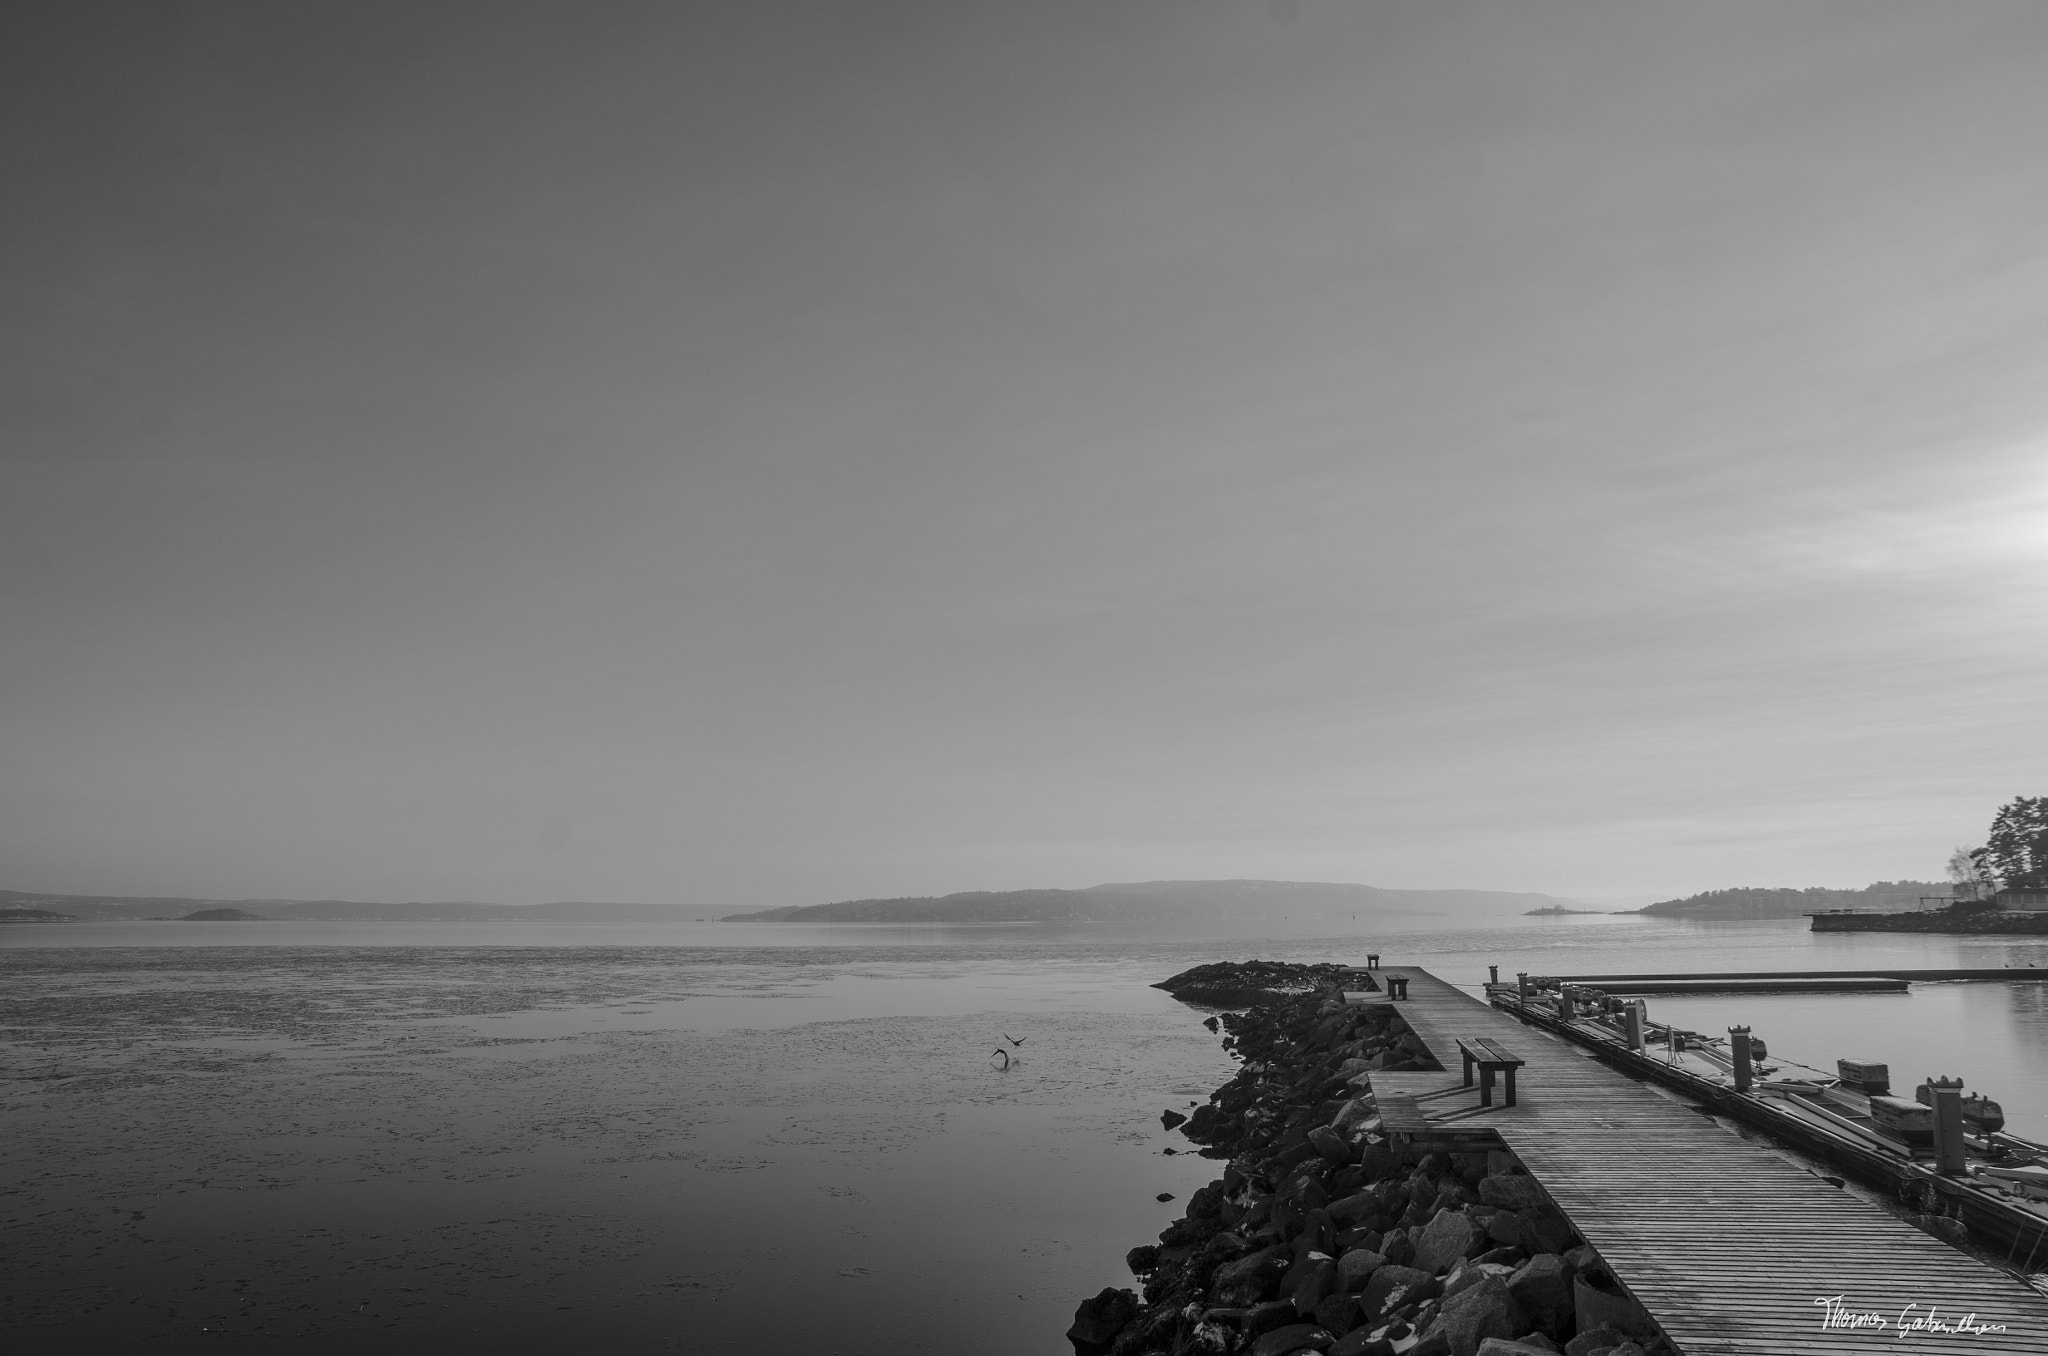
top-left (1624, 1001), bottom-right (1644, 1052)
top-left (1729, 1025), bottom-right (1752, 1092)
top-left (1488, 964), bottom-right (1499, 986)
top-left (1516, 972), bottom-right (1531, 1004)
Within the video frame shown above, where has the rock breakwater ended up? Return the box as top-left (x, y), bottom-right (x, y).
top-left (1073, 963), bottom-right (1670, 1356)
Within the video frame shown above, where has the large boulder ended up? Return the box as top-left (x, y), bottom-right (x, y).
top-left (1506, 1254), bottom-right (1573, 1337)
top-left (1380, 1229), bottom-right (1416, 1268)
top-left (1477, 1174), bottom-right (1548, 1212)
top-left (1291, 1257), bottom-right (1340, 1316)
top-left (1572, 1270), bottom-right (1652, 1340)
top-left (1428, 1273), bottom-right (1529, 1356)
top-left (1562, 1329), bottom-right (1628, 1356)
top-left (1442, 1261), bottom-right (1517, 1301)
top-left (1474, 1341), bottom-right (1564, 1356)
top-left (1249, 1323), bottom-right (1335, 1356)
top-left (1414, 1209), bottom-right (1484, 1275)
top-left (1066, 1287), bottom-right (1139, 1353)
top-left (1336, 1248), bottom-right (1388, 1290)
top-left (1310, 1125), bottom-right (1353, 1166)
top-left (1313, 1292), bottom-right (1362, 1336)
top-left (1329, 1329), bottom-right (1398, 1356)
top-left (1358, 1263), bottom-right (1439, 1318)
top-left (1328, 1191), bottom-right (1378, 1227)
top-left (1240, 1301), bottom-right (1304, 1340)
top-left (1516, 1205), bottom-right (1578, 1255)
top-left (1213, 1245), bottom-right (1291, 1306)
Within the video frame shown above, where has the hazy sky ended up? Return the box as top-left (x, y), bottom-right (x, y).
top-left (5, 3), bottom-right (2046, 908)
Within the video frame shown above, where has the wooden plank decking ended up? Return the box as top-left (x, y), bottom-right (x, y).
top-left (1345, 966), bottom-right (2048, 1355)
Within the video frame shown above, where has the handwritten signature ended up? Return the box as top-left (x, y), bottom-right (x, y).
top-left (1814, 1295), bottom-right (2009, 1336)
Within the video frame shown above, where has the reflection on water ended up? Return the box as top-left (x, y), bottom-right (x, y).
top-left (4, 912), bottom-right (2045, 1351)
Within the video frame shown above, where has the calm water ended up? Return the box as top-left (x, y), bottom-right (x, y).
top-left (4, 913), bottom-right (2045, 1352)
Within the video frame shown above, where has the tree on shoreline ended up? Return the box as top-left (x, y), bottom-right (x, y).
top-left (1970, 796), bottom-right (2048, 893)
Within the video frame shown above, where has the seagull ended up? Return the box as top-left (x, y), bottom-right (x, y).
top-left (990, 1048), bottom-right (1011, 1068)
top-left (1001, 1032), bottom-right (1027, 1048)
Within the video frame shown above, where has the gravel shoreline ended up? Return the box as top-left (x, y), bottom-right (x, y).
top-left (1072, 964), bottom-right (1674, 1356)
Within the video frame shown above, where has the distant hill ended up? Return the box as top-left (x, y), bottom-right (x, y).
top-left (724, 879), bottom-right (1580, 924)
top-left (1634, 881), bottom-right (1944, 920)
top-left (0, 889), bottom-right (706, 923)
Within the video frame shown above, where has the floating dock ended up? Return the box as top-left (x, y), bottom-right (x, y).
top-left (1542, 968), bottom-right (2048, 985)
top-left (1565, 976), bottom-right (1910, 995)
top-left (1344, 966), bottom-right (2048, 1355)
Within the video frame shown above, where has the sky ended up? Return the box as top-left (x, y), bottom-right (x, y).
top-left (4, 2), bottom-right (2046, 909)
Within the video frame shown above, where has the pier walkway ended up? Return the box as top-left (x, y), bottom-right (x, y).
top-left (1346, 966), bottom-right (2048, 1355)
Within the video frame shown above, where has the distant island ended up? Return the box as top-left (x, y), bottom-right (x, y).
top-left (1523, 905), bottom-right (1609, 916)
top-left (723, 879), bottom-right (1588, 924)
top-left (1630, 881), bottom-right (1943, 920)
top-left (2, 879), bottom-right (1621, 928)
top-left (0, 889), bottom-right (714, 923)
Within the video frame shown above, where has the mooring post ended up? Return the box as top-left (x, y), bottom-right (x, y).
top-left (1929, 1078), bottom-right (1967, 1174)
top-left (1488, 964), bottom-right (1499, 987)
top-left (1729, 1025), bottom-right (1752, 1092)
top-left (1516, 971), bottom-right (1530, 1005)
top-left (1624, 1000), bottom-right (1644, 1052)
top-left (1367, 952), bottom-right (1380, 970)
top-left (1557, 985), bottom-right (1575, 1021)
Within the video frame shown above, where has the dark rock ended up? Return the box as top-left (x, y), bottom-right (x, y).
top-left (1328, 1191), bottom-right (1377, 1227)
top-left (1313, 1292), bottom-right (1361, 1336)
top-left (1066, 1286), bottom-right (1140, 1353)
top-left (1442, 1262), bottom-right (1516, 1301)
top-left (1125, 1244), bottom-right (1160, 1276)
top-left (1413, 1210), bottom-right (1483, 1275)
top-left (1163, 1109), bottom-right (1189, 1130)
top-left (1309, 1125), bottom-right (1352, 1166)
top-left (1213, 1245), bottom-right (1291, 1306)
top-left (1242, 1300), bottom-right (1303, 1339)
top-left (1561, 1324), bottom-right (1628, 1356)
top-left (1571, 1272), bottom-right (1651, 1340)
top-left (1475, 1341), bottom-right (1562, 1356)
top-left (1335, 1248), bottom-right (1387, 1291)
top-left (1329, 1331), bottom-right (1397, 1356)
top-left (1158, 1192), bottom-right (1176, 1202)
top-left (1381, 1230), bottom-right (1416, 1269)
top-left (1477, 1174), bottom-right (1547, 1212)
top-left (1291, 1257), bottom-right (1339, 1316)
top-left (1249, 1323), bottom-right (1335, 1356)
top-left (1301, 1208), bottom-right (1337, 1257)
top-left (1430, 1273), bottom-right (1528, 1356)
top-left (1182, 1320), bottom-right (1234, 1354)
top-left (1515, 1205), bottom-right (1578, 1255)
top-left (1506, 1254), bottom-right (1572, 1337)
top-left (1358, 1264), bottom-right (1438, 1319)
top-left (1473, 1246), bottom-right (1526, 1269)
top-left (1410, 1333), bottom-right (1453, 1356)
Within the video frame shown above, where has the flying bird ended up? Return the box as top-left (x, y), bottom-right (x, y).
top-left (1001, 1032), bottom-right (1027, 1048)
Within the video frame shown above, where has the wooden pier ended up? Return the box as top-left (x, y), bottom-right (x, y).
top-left (1345, 966), bottom-right (2048, 1355)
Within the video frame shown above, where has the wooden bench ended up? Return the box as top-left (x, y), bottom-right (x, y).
top-left (1457, 1036), bottom-right (1525, 1108)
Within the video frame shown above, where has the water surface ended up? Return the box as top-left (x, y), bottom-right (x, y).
top-left (5, 913), bottom-right (2044, 1351)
